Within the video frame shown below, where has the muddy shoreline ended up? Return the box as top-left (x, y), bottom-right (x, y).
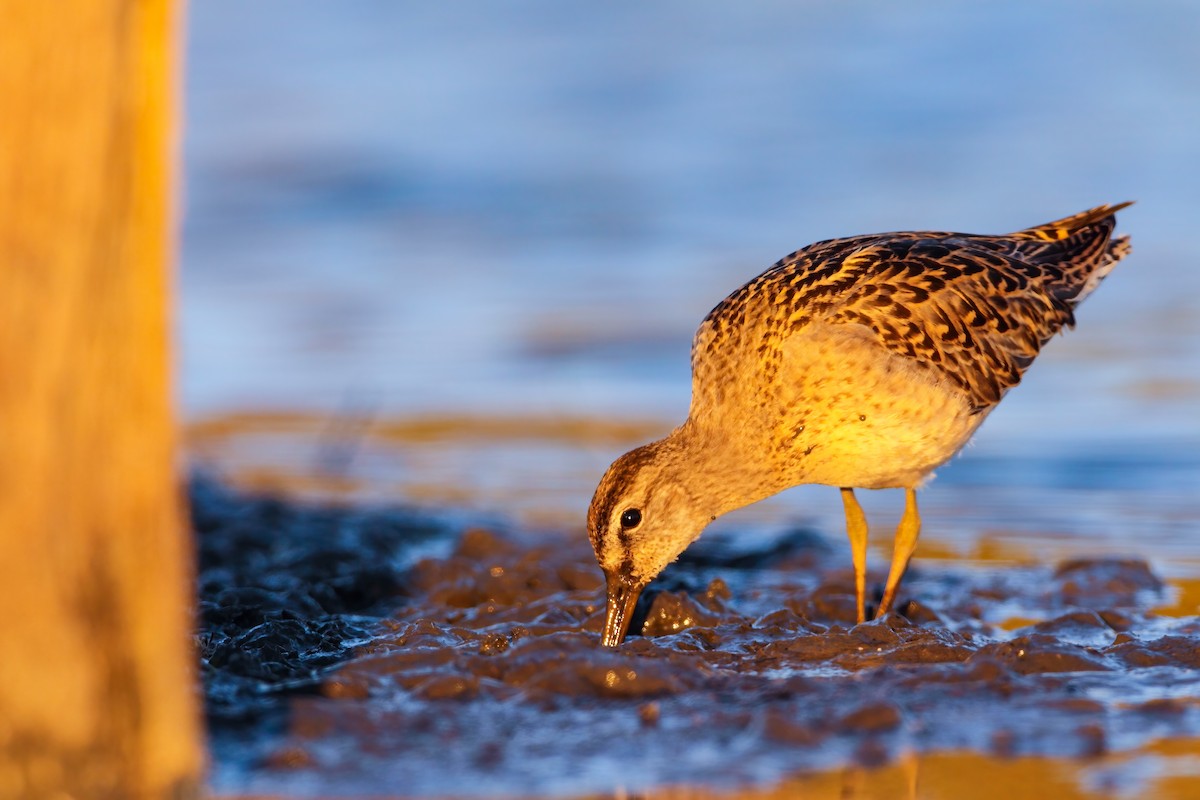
top-left (196, 478), bottom-right (1200, 798)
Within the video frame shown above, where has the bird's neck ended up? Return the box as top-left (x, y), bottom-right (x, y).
top-left (662, 419), bottom-right (793, 520)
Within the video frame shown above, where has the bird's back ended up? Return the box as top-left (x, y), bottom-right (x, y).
top-left (691, 203), bottom-right (1133, 422)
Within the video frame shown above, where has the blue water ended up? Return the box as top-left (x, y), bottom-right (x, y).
top-left (183, 7), bottom-right (1200, 796)
top-left (182, 0), bottom-right (1199, 438)
top-left (182, 3), bottom-right (1200, 569)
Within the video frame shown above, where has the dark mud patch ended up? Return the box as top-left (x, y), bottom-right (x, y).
top-left (193, 479), bottom-right (457, 745)
top-left (195, 480), bottom-right (1200, 798)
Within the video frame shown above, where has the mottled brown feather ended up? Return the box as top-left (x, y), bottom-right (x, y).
top-left (693, 203), bottom-right (1132, 414)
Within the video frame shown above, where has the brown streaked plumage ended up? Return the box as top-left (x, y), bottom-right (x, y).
top-left (589, 203), bottom-right (1133, 647)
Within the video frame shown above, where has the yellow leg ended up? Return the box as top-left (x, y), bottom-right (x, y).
top-left (840, 487), bottom-right (869, 624)
top-left (877, 488), bottom-right (921, 617)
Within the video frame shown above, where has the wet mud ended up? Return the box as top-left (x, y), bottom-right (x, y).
top-left (196, 479), bottom-right (1200, 798)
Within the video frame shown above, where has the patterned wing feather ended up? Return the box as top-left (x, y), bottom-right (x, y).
top-left (692, 204), bottom-right (1131, 415)
top-left (826, 239), bottom-right (1077, 410)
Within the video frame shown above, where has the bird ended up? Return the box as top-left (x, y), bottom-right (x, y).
top-left (587, 203), bottom-right (1132, 647)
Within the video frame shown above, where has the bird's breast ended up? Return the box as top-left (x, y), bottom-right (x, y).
top-left (693, 321), bottom-right (986, 491)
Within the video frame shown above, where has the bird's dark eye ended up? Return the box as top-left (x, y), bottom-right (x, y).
top-left (619, 508), bottom-right (642, 529)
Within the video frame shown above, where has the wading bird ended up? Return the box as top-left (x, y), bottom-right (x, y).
top-left (588, 203), bottom-right (1132, 647)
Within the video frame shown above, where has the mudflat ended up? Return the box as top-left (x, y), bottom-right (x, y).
top-left (197, 479), bottom-right (1200, 799)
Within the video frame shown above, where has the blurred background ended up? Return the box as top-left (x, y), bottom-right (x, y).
top-left (182, 2), bottom-right (1199, 564)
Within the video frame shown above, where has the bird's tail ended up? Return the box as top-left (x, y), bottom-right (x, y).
top-left (1012, 201), bottom-right (1134, 242)
top-left (1011, 202), bottom-right (1134, 307)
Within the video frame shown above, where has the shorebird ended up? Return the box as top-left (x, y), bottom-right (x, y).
top-left (588, 203), bottom-right (1132, 647)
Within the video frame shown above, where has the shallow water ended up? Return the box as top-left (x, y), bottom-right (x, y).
top-left (184, 2), bottom-right (1200, 797)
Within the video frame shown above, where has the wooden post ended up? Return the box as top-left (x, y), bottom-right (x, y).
top-left (0, 1), bottom-right (203, 798)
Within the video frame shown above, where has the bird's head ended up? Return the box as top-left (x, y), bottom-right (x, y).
top-left (586, 438), bottom-right (715, 647)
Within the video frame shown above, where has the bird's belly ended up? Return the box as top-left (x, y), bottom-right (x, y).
top-left (775, 324), bottom-right (986, 489)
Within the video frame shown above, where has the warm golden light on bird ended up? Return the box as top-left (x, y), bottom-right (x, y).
top-left (588, 203), bottom-right (1133, 647)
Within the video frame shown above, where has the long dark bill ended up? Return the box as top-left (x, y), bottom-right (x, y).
top-left (601, 572), bottom-right (643, 648)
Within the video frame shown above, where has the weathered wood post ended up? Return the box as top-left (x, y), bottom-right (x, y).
top-left (0, 1), bottom-right (203, 797)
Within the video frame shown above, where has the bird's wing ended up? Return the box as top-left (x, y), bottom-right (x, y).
top-left (821, 237), bottom-right (1080, 411)
top-left (692, 206), bottom-right (1129, 415)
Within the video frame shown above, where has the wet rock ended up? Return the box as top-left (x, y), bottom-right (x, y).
top-left (474, 741), bottom-right (504, 769)
top-left (263, 746), bottom-right (314, 770)
top-left (641, 591), bottom-right (723, 638)
top-left (971, 635), bottom-right (1111, 675)
top-left (1107, 635), bottom-right (1200, 669)
top-left (321, 674), bottom-right (371, 700)
top-left (1098, 609), bottom-right (1137, 632)
top-left (852, 617), bottom-right (906, 646)
top-left (1051, 559), bottom-right (1163, 607)
top-left (796, 583), bottom-right (860, 625)
top-left (764, 709), bottom-right (823, 745)
top-left (478, 632), bottom-right (510, 656)
top-left (1137, 698), bottom-right (1186, 716)
top-left (909, 658), bottom-right (1004, 695)
top-left (1076, 723), bottom-right (1107, 757)
top-left (455, 528), bottom-right (520, 561)
top-left (959, 655), bottom-right (1008, 684)
top-left (753, 608), bottom-right (807, 631)
top-left (835, 702), bottom-right (902, 734)
top-left (1045, 698), bottom-right (1106, 714)
top-left (657, 626), bottom-right (725, 652)
top-left (900, 599), bottom-right (943, 626)
top-left (758, 630), bottom-right (863, 663)
top-left (758, 674), bottom-right (817, 700)
top-left (704, 577), bottom-right (733, 603)
top-left (556, 563), bottom-right (603, 592)
top-left (1032, 611), bottom-right (1117, 648)
top-left (520, 659), bottom-right (690, 699)
top-left (496, 638), bottom-right (579, 686)
top-left (874, 638), bottom-right (973, 666)
top-left (289, 709), bottom-right (335, 740)
top-left (393, 619), bottom-right (470, 649)
top-left (853, 737), bottom-right (891, 767)
top-left (832, 617), bottom-right (973, 669)
top-left (415, 674), bottom-right (479, 700)
top-left (638, 702), bottom-right (661, 726)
